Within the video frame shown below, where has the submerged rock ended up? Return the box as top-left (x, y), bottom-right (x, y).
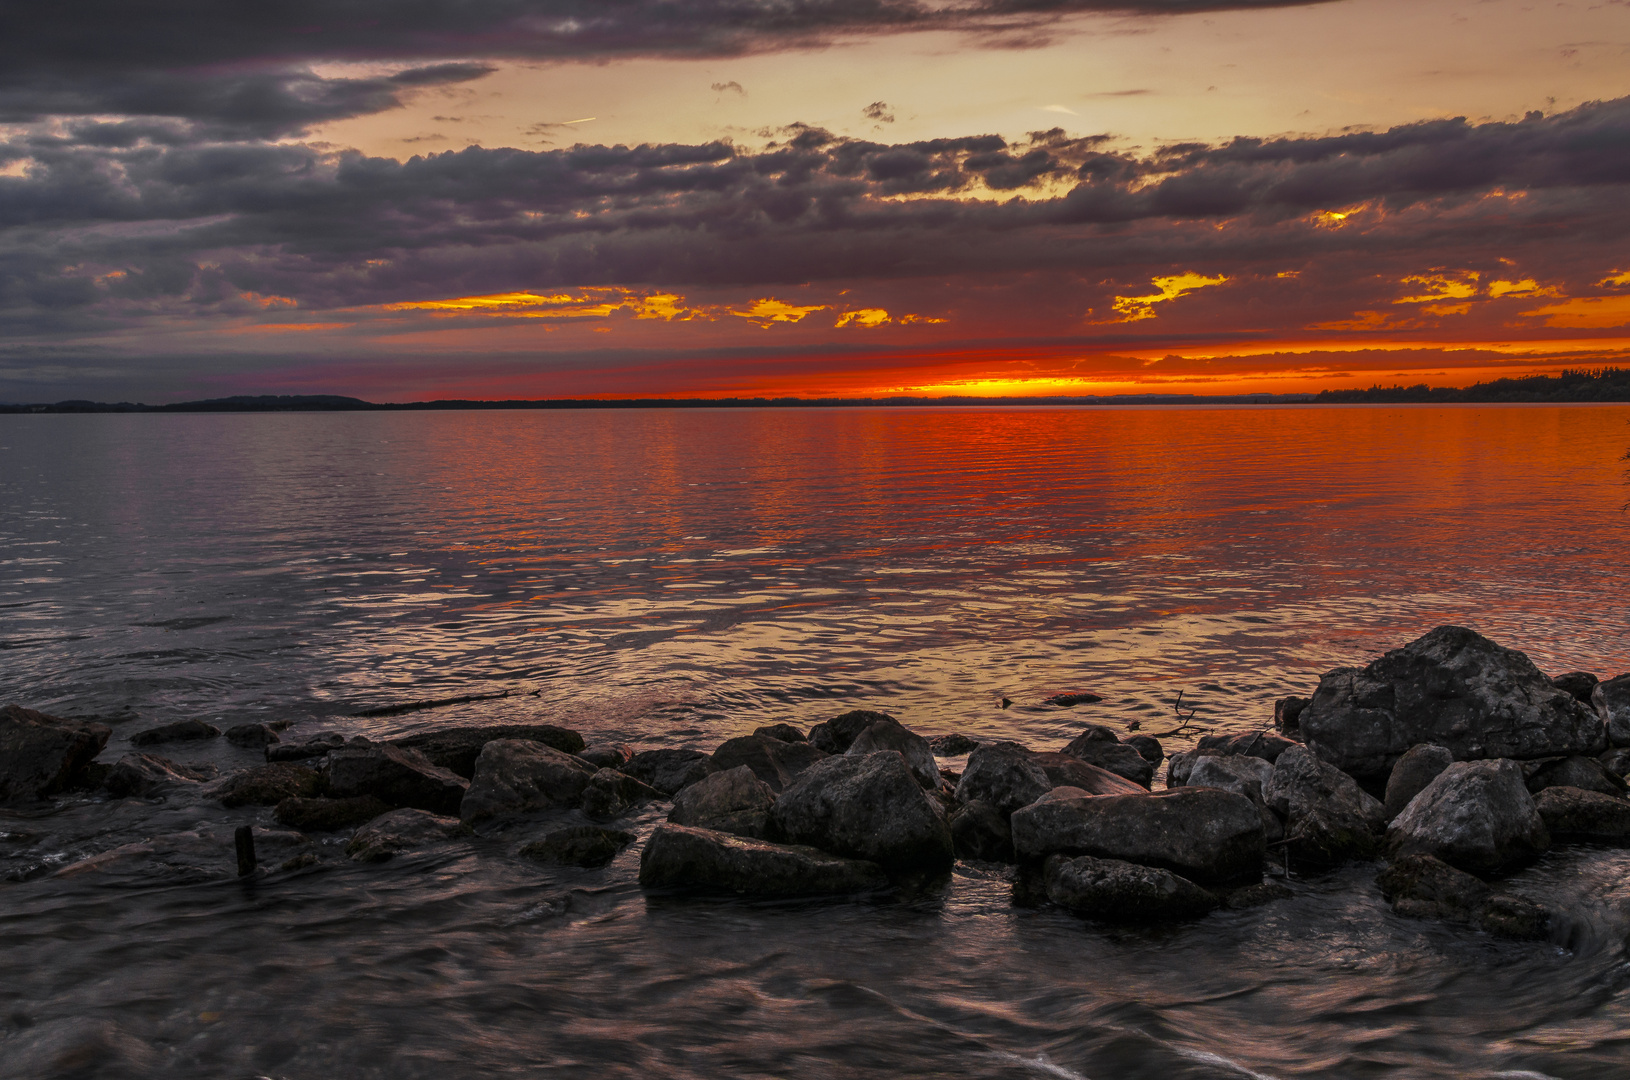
top-left (669, 765), bottom-right (777, 838)
top-left (1376, 853), bottom-right (1549, 940)
top-left (274, 795), bottom-right (394, 832)
top-left (327, 744), bottom-right (468, 816)
top-left (954, 742), bottom-right (1050, 816)
top-left (949, 799), bottom-right (1013, 861)
top-left (0, 703), bottom-right (111, 804)
top-left (1043, 853), bottom-right (1217, 922)
top-left (1263, 745), bottom-right (1385, 866)
top-left (225, 722), bottom-right (280, 748)
top-left (520, 826), bottom-right (634, 868)
top-left (347, 808), bottom-right (467, 863)
top-left (102, 752), bottom-right (216, 798)
top-left (847, 718), bottom-right (939, 790)
top-left (1386, 759), bottom-right (1549, 874)
top-left (266, 732), bottom-right (346, 762)
top-left (391, 723), bottom-right (585, 778)
top-left (459, 739), bottom-right (595, 823)
top-left (622, 748), bottom-right (716, 796)
top-left (1533, 785), bottom-right (1630, 842)
top-left (807, 710), bottom-right (894, 755)
top-left (1382, 744), bottom-right (1454, 822)
top-left (772, 751), bottom-right (955, 873)
top-left (639, 823), bottom-right (889, 897)
top-left (217, 762), bottom-right (324, 807)
top-left (1059, 732), bottom-right (1154, 788)
top-left (1595, 674), bottom-right (1630, 748)
top-left (129, 718), bottom-right (220, 746)
top-left (1298, 625), bottom-right (1605, 778)
top-left (710, 734), bottom-right (828, 793)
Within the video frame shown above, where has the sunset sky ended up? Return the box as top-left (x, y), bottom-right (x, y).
top-left (3, 0), bottom-right (1629, 402)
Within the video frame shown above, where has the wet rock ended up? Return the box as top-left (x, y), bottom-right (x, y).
top-left (225, 722), bottom-right (280, 748)
top-left (949, 799), bottom-right (1013, 861)
top-left (1069, 723), bottom-right (1121, 743)
top-left (1263, 745), bottom-right (1385, 866)
top-left (1376, 853), bottom-right (1550, 940)
top-left (577, 743), bottom-right (633, 770)
top-left (218, 762), bottom-right (324, 807)
top-left (771, 750), bottom-right (955, 873)
top-left (279, 851), bottom-right (321, 872)
top-left (639, 823), bottom-right (889, 897)
top-left (1124, 735), bottom-right (1164, 766)
top-left (621, 748), bottom-right (716, 796)
top-left (102, 752), bottom-right (216, 798)
top-left (1032, 752), bottom-right (1147, 797)
top-left (1526, 755), bottom-right (1627, 799)
top-left (1011, 786), bottom-right (1265, 885)
top-left (1059, 733), bottom-right (1154, 788)
top-left (1550, 671), bottom-right (1599, 704)
top-left (669, 765), bottom-right (776, 832)
top-left (274, 795), bottom-right (394, 832)
top-left (347, 808), bottom-right (468, 862)
top-left (4, 1017), bottom-right (159, 1079)
top-left (1221, 880), bottom-right (1295, 910)
top-left (1600, 746), bottom-right (1630, 778)
top-left (1476, 894), bottom-right (1551, 939)
top-left (954, 741), bottom-right (1050, 816)
top-left (710, 734), bottom-right (828, 793)
top-left (392, 723), bottom-right (586, 777)
top-left (1165, 751), bottom-right (1197, 787)
top-left (1595, 674), bottom-right (1630, 747)
top-left (519, 826), bottom-right (634, 868)
top-left (327, 744), bottom-right (468, 816)
top-left (1533, 785), bottom-right (1630, 842)
top-left (0, 703), bottom-right (112, 804)
top-left (1196, 730), bottom-right (1301, 764)
top-left (1382, 744), bottom-right (1454, 822)
top-left (807, 709), bottom-right (894, 754)
top-left (753, 723), bottom-right (806, 743)
top-left (581, 767), bottom-right (659, 822)
top-left (1044, 691), bottom-right (1104, 707)
top-left (266, 732), bottom-right (346, 762)
top-left (460, 739), bottom-right (596, 823)
top-left (1274, 695), bottom-right (1311, 738)
top-left (1299, 625), bottom-right (1606, 779)
top-left (929, 733), bottom-right (982, 756)
top-left (1043, 853), bottom-right (1217, 922)
top-left (129, 718), bottom-right (220, 746)
top-left (847, 717), bottom-right (938, 790)
top-left (1386, 759), bottom-right (1550, 874)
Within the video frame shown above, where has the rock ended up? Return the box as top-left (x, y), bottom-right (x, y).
top-left (1386, 759), bottom-right (1550, 874)
top-left (519, 826), bottom-right (634, 868)
top-left (266, 732), bottom-right (346, 761)
top-left (1533, 785), bottom-right (1630, 842)
top-left (949, 799), bottom-right (1013, 861)
top-left (577, 743), bottom-right (633, 770)
top-left (217, 762), bottom-right (324, 807)
top-left (1124, 735), bottom-right (1164, 766)
top-left (327, 745), bottom-right (469, 816)
top-left (346, 808), bottom-right (467, 862)
top-left (670, 765), bottom-right (776, 830)
top-left (102, 753), bottom-right (215, 798)
top-left (1382, 744), bottom-right (1454, 821)
top-left (1596, 674), bottom-right (1630, 747)
top-left (955, 742), bottom-right (1050, 816)
top-left (1165, 751), bottom-right (1197, 787)
top-left (847, 718), bottom-right (939, 789)
top-left (622, 748), bottom-right (716, 796)
top-left (1274, 695), bottom-right (1311, 738)
top-left (771, 751), bottom-right (954, 873)
top-left (1526, 755), bottom-right (1627, 799)
top-left (1059, 734), bottom-right (1154, 788)
top-left (1043, 853), bottom-right (1217, 922)
top-left (710, 734), bottom-right (828, 793)
top-left (0, 703), bottom-right (111, 803)
top-left (807, 709), bottom-right (894, 754)
top-left (1032, 752), bottom-right (1147, 796)
top-left (1195, 730), bottom-right (1300, 764)
top-left (274, 795), bottom-right (394, 832)
top-left (581, 767), bottom-right (659, 822)
top-left (1601, 747), bottom-right (1630, 777)
top-left (1476, 894), bottom-right (1551, 939)
top-left (1263, 745), bottom-right (1385, 866)
top-left (459, 739), bottom-right (596, 822)
top-left (639, 823), bottom-right (889, 897)
top-left (1221, 881), bottom-right (1295, 910)
top-left (392, 723), bottom-right (586, 777)
top-left (929, 733), bottom-right (982, 756)
top-left (1299, 625), bottom-right (1606, 779)
top-left (225, 722), bottom-right (281, 748)
top-left (1045, 692), bottom-right (1104, 707)
top-left (753, 723), bottom-right (806, 743)
top-left (1069, 723), bottom-right (1121, 743)
top-left (1011, 787), bottom-right (1265, 885)
top-left (1187, 754), bottom-right (1275, 802)
top-left (1550, 671), bottom-right (1599, 704)
top-left (128, 718), bottom-right (220, 746)
top-left (1376, 853), bottom-right (1549, 940)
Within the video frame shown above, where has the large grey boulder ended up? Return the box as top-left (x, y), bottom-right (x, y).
top-left (1386, 758), bottom-right (1550, 874)
top-left (0, 703), bottom-right (110, 803)
top-left (621, 748), bottom-right (715, 795)
top-left (1032, 752), bottom-right (1147, 796)
top-left (1187, 754), bottom-right (1274, 802)
top-left (771, 751), bottom-right (954, 873)
top-left (1195, 730), bottom-right (1301, 764)
top-left (392, 723), bottom-right (585, 777)
top-left (955, 742), bottom-right (1051, 816)
top-left (638, 824), bottom-right (889, 897)
top-left (1595, 674), bottom-right (1630, 747)
top-left (1010, 787), bottom-right (1264, 885)
top-left (459, 739), bottom-right (595, 822)
top-left (848, 718), bottom-right (939, 789)
top-left (1533, 785), bottom-right (1630, 843)
top-left (669, 765), bottom-right (777, 838)
top-left (807, 710), bottom-right (894, 754)
top-left (1299, 626), bottom-right (1605, 779)
top-left (1382, 744), bottom-right (1454, 821)
top-left (1376, 853), bottom-right (1549, 939)
top-left (347, 808), bottom-right (468, 862)
top-left (710, 734), bottom-right (828, 793)
top-left (327, 744), bottom-right (469, 816)
top-left (1263, 745), bottom-right (1384, 866)
top-left (1059, 732), bottom-right (1154, 788)
top-left (103, 753), bottom-right (215, 798)
top-left (1043, 853), bottom-right (1218, 922)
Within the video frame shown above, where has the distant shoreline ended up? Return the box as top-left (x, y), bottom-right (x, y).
top-left (4, 368), bottom-right (1627, 414)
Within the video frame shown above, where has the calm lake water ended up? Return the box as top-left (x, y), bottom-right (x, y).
top-left (2, 404), bottom-right (1629, 1078)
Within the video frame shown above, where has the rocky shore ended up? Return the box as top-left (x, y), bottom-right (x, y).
top-left (5, 624), bottom-right (1628, 939)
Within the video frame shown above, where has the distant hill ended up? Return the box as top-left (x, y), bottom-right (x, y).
top-left (1314, 367), bottom-right (1630, 404)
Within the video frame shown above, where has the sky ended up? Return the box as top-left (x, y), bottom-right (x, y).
top-left (2, 0), bottom-right (1629, 402)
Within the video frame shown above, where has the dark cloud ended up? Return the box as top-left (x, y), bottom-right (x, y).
top-left (863, 101), bottom-right (896, 123)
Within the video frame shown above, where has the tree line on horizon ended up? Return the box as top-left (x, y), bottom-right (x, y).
top-left (1313, 367), bottom-right (1630, 404)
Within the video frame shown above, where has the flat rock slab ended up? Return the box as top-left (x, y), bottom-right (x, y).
top-left (1011, 786), bottom-right (1264, 885)
top-left (0, 703), bottom-right (111, 804)
top-left (521, 826), bottom-right (634, 868)
top-left (772, 750), bottom-right (954, 872)
top-left (347, 809), bottom-right (468, 862)
top-left (1044, 853), bottom-right (1218, 922)
top-left (392, 723), bottom-right (585, 777)
top-left (328, 745), bottom-right (468, 816)
top-left (1387, 758), bottom-right (1549, 874)
top-left (639, 824), bottom-right (888, 897)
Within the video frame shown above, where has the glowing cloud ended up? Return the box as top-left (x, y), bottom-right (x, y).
top-left (1395, 272), bottom-right (1479, 304)
top-left (835, 308), bottom-right (891, 328)
top-left (1110, 273), bottom-right (1228, 322)
top-left (1519, 295), bottom-right (1630, 329)
top-left (731, 299), bottom-right (828, 327)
